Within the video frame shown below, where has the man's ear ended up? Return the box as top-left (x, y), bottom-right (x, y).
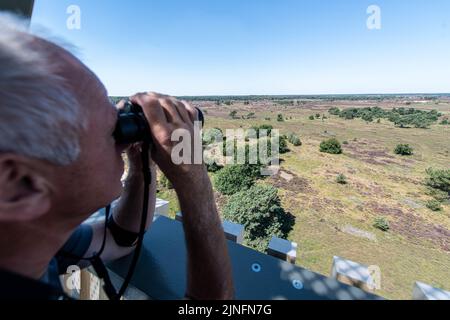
top-left (0, 155), bottom-right (52, 222)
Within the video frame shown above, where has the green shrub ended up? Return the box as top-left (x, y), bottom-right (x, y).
top-left (202, 128), bottom-right (223, 146)
top-left (329, 107), bottom-right (341, 116)
top-left (288, 133), bottom-right (302, 146)
top-left (214, 165), bottom-right (259, 195)
top-left (309, 115), bottom-right (315, 120)
top-left (328, 106), bottom-right (440, 128)
top-left (425, 168), bottom-right (450, 194)
top-left (206, 162), bottom-right (223, 173)
top-left (425, 187), bottom-right (449, 203)
top-left (342, 141), bottom-right (349, 145)
top-left (279, 135), bottom-right (290, 154)
top-left (315, 113), bottom-right (321, 119)
top-left (251, 124), bottom-right (273, 137)
top-left (394, 144), bottom-right (414, 156)
top-left (362, 113), bottom-right (374, 123)
top-left (277, 114), bottom-right (284, 122)
top-left (222, 184), bottom-right (294, 252)
top-left (320, 138), bottom-right (342, 154)
top-left (440, 119), bottom-right (449, 125)
top-left (159, 174), bottom-right (173, 189)
top-left (229, 110), bottom-right (237, 118)
top-left (336, 174), bottom-right (348, 185)
top-left (426, 200), bottom-right (443, 212)
top-left (373, 217), bottom-right (390, 232)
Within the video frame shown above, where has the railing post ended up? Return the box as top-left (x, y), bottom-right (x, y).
top-left (222, 221), bottom-right (245, 244)
top-left (331, 256), bottom-right (379, 292)
top-left (155, 198), bottom-right (170, 218)
top-left (412, 282), bottom-right (450, 300)
top-left (267, 236), bottom-right (297, 264)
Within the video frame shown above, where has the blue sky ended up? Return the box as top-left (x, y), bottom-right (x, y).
top-left (31, 0), bottom-right (450, 96)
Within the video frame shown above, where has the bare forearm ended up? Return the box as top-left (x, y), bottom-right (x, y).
top-left (176, 173), bottom-right (234, 300)
top-left (87, 166), bottom-right (157, 263)
top-left (113, 165), bottom-right (157, 233)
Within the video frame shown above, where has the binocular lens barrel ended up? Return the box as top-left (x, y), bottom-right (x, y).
top-left (113, 102), bottom-right (204, 145)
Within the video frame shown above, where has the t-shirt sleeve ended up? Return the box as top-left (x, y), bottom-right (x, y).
top-left (55, 224), bottom-right (94, 274)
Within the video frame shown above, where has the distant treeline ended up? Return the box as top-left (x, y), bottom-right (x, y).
top-left (110, 94), bottom-right (450, 104)
top-left (177, 94), bottom-right (449, 102)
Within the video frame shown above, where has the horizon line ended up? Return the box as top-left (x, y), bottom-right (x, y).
top-left (109, 92), bottom-right (450, 98)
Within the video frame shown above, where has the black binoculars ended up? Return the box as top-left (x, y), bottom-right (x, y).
top-left (113, 101), bottom-right (204, 145)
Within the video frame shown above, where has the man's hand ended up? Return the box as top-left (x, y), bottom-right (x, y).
top-left (130, 92), bottom-right (206, 189)
top-left (130, 92), bottom-right (234, 300)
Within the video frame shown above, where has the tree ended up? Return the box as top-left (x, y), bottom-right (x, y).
top-left (320, 138), bottom-right (342, 154)
top-left (214, 165), bottom-right (260, 195)
top-left (277, 114), bottom-right (284, 122)
top-left (394, 144), bottom-right (414, 156)
top-left (229, 110), bottom-right (238, 119)
top-left (362, 113), bottom-right (374, 123)
top-left (329, 107), bottom-right (341, 116)
top-left (425, 168), bottom-right (450, 194)
top-left (222, 185), bottom-right (294, 252)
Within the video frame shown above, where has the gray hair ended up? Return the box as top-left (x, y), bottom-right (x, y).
top-left (0, 13), bottom-right (86, 166)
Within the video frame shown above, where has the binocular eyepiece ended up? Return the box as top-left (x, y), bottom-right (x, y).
top-left (113, 101), bottom-right (204, 145)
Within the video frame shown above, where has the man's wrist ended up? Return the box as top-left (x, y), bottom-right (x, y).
top-left (175, 173), bottom-right (218, 217)
top-left (125, 165), bottom-right (156, 184)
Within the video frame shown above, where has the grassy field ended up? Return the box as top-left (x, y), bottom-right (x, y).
top-left (158, 97), bottom-right (450, 300)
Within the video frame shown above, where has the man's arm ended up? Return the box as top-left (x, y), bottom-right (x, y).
top-left (177, 171), bottom-right (235, 300)
top-left (86, 162), bottom-right (157, 262)
top-left (131, 92), bottom-right (234, 300)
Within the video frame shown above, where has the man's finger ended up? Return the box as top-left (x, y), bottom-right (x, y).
top-left (116, 99), bottom-right (126, 110)
top-left (158, 97), bottom-right (183, 124)
top-left (130, 93), bottom-right (170, 139)
top-left (181, 100), bottom-right (198, 123)
top-left (172, 98), bottom-right (192, 124)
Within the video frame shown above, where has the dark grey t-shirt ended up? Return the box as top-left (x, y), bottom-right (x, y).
top-left (40, 224), bottom-right (94, 294)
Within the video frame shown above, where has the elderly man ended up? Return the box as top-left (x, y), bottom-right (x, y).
top-left (0, 16), bottom-right (234, 300)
